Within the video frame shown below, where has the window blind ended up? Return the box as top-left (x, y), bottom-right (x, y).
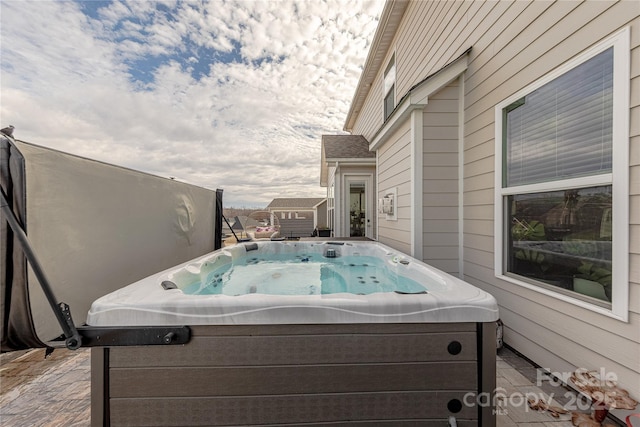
top-left (505, 48), bottom-right (613, 187)
top-left (384, 54), bottom-right (396, 95)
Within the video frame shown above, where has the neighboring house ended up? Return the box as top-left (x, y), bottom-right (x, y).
top-left (320, 134), bottom-right (377, 238)
top-left (266, 198), bottom-right (327, 238)
top-left (322, 1), bottom-right (640, 398)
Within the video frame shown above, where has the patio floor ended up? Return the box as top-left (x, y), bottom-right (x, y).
top-left (0, 345), bottom-right (613, 426)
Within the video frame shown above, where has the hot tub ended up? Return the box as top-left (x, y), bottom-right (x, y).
top-left (88, 240), bottom-right (499, 426)
top-left (87, 240), bottom-right (497, 326)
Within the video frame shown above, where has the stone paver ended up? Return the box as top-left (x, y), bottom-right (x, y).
top-left (1, 348), bottom-right (90, 426)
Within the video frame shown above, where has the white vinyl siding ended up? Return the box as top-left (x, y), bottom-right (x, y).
top-left (422, 83), bottom-right (460, 275)
top-left (377, 120), bottom-right (412, 254)
top-left (348, 0), bottom-right (640, 398)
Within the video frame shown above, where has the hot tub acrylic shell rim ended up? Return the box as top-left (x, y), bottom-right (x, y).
top-left (86, 241), bottom-right (499, 326)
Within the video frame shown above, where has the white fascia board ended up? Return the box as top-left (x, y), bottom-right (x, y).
top-left (370, 102), bottom-right (422, 151)
top-left (312, 199), bottom-right (327, 209)
top-left (410, 56), bottom-right (468, 105)
top-left (324, 158), bottom-right (376, 165)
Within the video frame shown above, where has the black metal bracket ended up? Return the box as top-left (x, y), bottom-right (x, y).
top-left (222, 214), bottom-right (240, 242)
top-left (76, 325), bottom-right (191, 347)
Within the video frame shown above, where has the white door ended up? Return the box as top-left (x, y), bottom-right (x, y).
top-left (344, 175), bottom-right (374, 239)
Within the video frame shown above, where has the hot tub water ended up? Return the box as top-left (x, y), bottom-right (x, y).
top-left (183, 254), bottom-right (428, 296)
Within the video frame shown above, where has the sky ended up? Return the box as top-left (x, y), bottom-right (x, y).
top-left (0, 0), bottom-right (383, 207)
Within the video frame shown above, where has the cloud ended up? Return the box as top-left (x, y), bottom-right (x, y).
top-left (0, 0), bottom-right (383, 207)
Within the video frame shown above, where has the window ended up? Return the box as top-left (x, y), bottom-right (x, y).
top-left (494, 29), bottom-right (629, 320)
top-left (384, 54), bottom-right (396, 120)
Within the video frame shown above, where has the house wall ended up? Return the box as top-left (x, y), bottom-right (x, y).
top-left (423, 82), bottom-right (460, 276)
top-left (349, 0), bottom-right (640, 397)
top-left (461, 0), bottom-right (640, 398)
top-left (377, 119), bottom-right (412, 254)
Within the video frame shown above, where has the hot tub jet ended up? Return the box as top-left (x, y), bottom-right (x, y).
top-left (324, 248), bottom-right (338, 258)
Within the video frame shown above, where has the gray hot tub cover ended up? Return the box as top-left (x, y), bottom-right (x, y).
top-left (1, 135), bottom-right (45, 351)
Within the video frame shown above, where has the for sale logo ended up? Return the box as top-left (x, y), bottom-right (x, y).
top-left (463, 388), bottom-right (592, 416)
top-left (462, 368), bottom-right (623, 416)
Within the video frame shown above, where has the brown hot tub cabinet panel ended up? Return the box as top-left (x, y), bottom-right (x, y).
top-left (92, 323), bottom-right (496, 426)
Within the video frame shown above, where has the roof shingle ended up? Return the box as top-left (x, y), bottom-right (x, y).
top-left (321, 135), bottom-right (375, 160)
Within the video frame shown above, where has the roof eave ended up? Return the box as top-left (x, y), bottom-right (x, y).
top-left (324, 157), bottom-right (376, 164)
top-left (343, 0), bottom-right (409, 133)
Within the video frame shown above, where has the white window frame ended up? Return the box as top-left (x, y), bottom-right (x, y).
top-left (494, 27), bottom-right (630, 321)
top-left (383, 53), bottom-right (396, 121)
top-left (327, 167), bottom-right (336, 231)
